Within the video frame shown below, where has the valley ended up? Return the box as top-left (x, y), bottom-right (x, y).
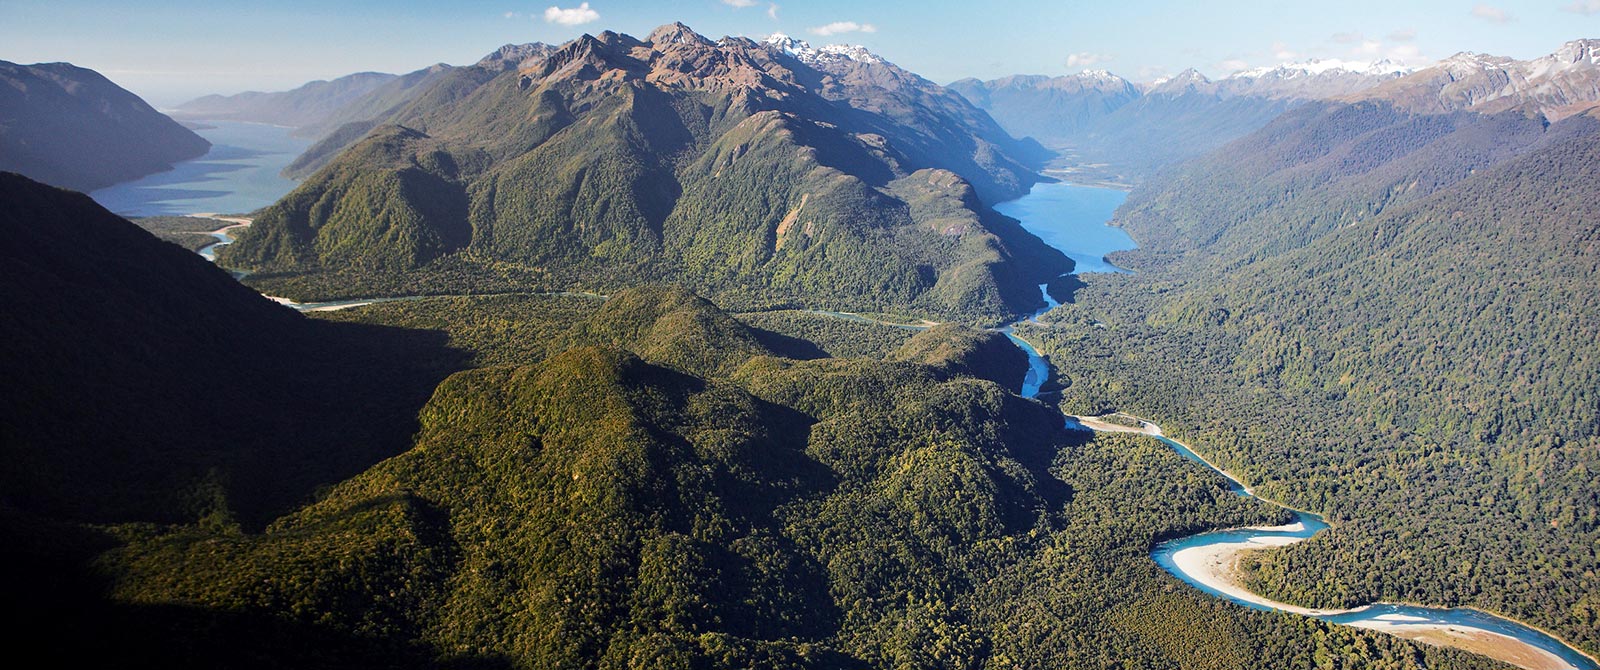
top-left (4, 10), bottom-right (1599, 670)
top-left (159, 129), bottom-right (1597, 667)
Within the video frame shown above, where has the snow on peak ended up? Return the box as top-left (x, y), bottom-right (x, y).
top-left (1076, 69), bottom-right (1124, 83)
top-left (764, 33), bottom-right (883, 65)
top-left (1555, 39), bottom-right (1600, 65)
top-left (1439, 51), bottom-right (1516, 73)
top-left (1234, 58), bottom-right (1412, 79)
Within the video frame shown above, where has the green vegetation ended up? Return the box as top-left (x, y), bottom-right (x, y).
top-left (0, 144), bottom-right (1539, 668)
top-left (314, 293), bottom-right (604, 367)
top-left (734, 309), bottom-right (918, 359)
top-left (1025, 104), bottom-right (1600, 657)
top-left (0, 172), bottom-right (465, 526)
top-left (889, 323), bottom-right (1028, 390)
top-left (94, 284), bottom-right (1502, 670)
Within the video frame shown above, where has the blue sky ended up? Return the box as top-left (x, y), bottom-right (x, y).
top-left (3, 0), bottom-right (1595, 105)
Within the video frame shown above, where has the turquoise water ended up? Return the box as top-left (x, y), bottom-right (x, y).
top-left (1011, 184), bottom-right (1597, 669)
top-left (993, 180), bottom-right (1134, 274)
top-left (91, 121), bottom-right (310, 217)
top-left (1144, 432), bottom-right (1597, 670)
top-left (993, 179), bottom-right (1134, 399)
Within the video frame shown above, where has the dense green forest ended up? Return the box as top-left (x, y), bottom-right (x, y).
top-left (1023, 104), bottom-right (1600, 657)
top-left (1, 173), bottom-right (1512, 667)
top-left (94, 284), bottom-right (1507, 670)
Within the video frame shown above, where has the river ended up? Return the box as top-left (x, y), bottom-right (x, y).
top-left (143, 139), bottom-right (1594, 668)
top-left (998, 180), bottom-right (1598, 670)
top-left (997, 180), bottom-right (1134, 397)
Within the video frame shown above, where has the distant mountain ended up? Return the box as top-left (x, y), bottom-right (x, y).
top-left (0, 171), bottom-right (458, 525)
top-left (1351, 39), bottom-right (1600, 119)
top-left (279, 62), bottom-right (481, 177)
top-left (222, 24), bottom-right (1068, 324)
top-left (0, 61), bottom-right (210, 191)
top-left (948, 70), bottom-right (1140, 145)
top-left (171, 71), bottom-right (399, 128)
top-left (953, 60), bottom-right (1407, 181)
top-left (175, 44), bottom-right (555, 164)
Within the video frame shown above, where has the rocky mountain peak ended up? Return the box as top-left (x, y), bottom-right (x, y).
top-left (647, 22), bottom-right (713, 48)
top-left (1351, 39), bottom-right (1600, 120)
top-left (478, 43), bottom-right (555, 71)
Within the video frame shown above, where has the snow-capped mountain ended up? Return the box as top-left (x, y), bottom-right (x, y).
top-left (1145, 68), bottom-right (1212, 95)
top-left (1353, 39), bottom-right (1600, 119)
top-left (763, 33), bottom-right (885, 66)
top-left (1213, 59), bottom-right (1412, 99)
top-left (1233, 58), bottom-right (1411, 79)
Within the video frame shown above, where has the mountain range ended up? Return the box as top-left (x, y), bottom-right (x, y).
top-left (216, 24), bottom-right (1068, 324)
top-left (1349, 38), bottom-right (1600, 119)
top-left (0, 60), bottom-right (210, 191)
top-left (5, 22), bottom-right (1600, 670)
top-left (950, 59), bottom-right (1411, 182)
top-left (170, 71), bottom-right (400, 129)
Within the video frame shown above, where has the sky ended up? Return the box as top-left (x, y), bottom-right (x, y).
top-left (3, 0), bottom-right (1596, 106)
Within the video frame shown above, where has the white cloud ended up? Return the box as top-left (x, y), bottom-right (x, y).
top-left (1470, 4), bottom-right (1513, 23)
top-left (1564, 0), bottom-right (1600, 14)
top-left (1385, 43), bottom-right (1425, 65)
top-left (1065, 52), bottom-right (1112, 68)
top-left (1387, 28), bottom-right (1417, 42)
top-left (809, 21), bottom-right (877, 36)
top-left (1137, 65), bottom-right (1169, 80)
top-left (1272, 41), bottom-right (1296, 60)
top-left (544, 2), bottom-right (599, 25)
top-left (768, 3), bottom-right (780, 19)
top-left (722, 0), bottom-right (758, 7)
top-left (1331, 32), bottom-right (1364, 44)
top-left (1219, 59), bottom-right (1249, 73)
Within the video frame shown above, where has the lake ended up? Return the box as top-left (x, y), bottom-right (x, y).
top-left (994, 180), bottom-right (1135, 274)
top-left (90, 121), bottom-right (310, 217)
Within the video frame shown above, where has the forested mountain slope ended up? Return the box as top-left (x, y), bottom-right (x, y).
top-left (220, 24), bottom-right (1069, 324)
top-left (174, 43), bottom-right (554, 152)
top-left (0, 61), bottom-right (209, 191)
top-left (44, 283), bottom-right (1500, 670)
top-left (1026, 101), bottom-right (1600, 657)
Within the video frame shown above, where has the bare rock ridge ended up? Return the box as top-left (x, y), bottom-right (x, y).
top-left (1350, 38), bottom-right (1600, 119)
